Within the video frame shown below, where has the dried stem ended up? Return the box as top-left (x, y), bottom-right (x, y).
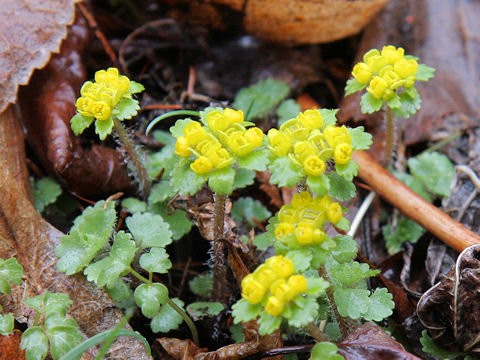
top-left (211, 192), bottom-right (228, 303)
top-left (383, 106), bottom-right (396, 168)
top-left (305, 322), bottom-right (329, 342)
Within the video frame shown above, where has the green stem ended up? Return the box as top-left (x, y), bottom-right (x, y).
top-left (383, 106), bottom-right (396, 168)
top-left (211, 192), bottom-right (228, 303)
top-left (113, 117), bottom-right (152, 197)
top-left (304, 322), bottom-right (329, 342)
top-left (145, 110), bottom-right (201, 135)
top-left (129, 267), bottom-right (151, 284)
top-left (167, 298), bottom-right (200, 346)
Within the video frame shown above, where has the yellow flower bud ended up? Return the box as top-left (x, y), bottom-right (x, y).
top-left (324, 125), bottom-right (352, 148)
top-left (228, 132), bottom-right (254, 157)
top-left (327, 202), bottom-right (343, 224)
top-left (367, 76), bottom-right (388, 99)
top-left (80, 81), bottom-right (95, 97)
top-left (95, 67), bottom-right (120, 83)
top-left (241, 275), bottom-right (266, 304)
top-left (278, 205), bottom-right (303, 224)
top-left (334, 143), bottom-right (352, 165)
top-left (254, 265), bottom-right (279, 287)
top-left (75, 96), bottom-right (94, 117)
top-left (206, 110), bottom-right (229, 132)
top-left (91, 101), bottom-right (112, 120)
top-left (270, 278), bottom-right (286, 295)
top-left (303, 155), bottom-right (326, 176)
top-left (381, 45), bottom-right (405, 64)
top-left (223, 108), bottom-right (244, 124)
top-left (267, 129), bottom-right (292, 157)
top-left (184, 122), bottom-right (208, 146)
top-left (116, 75), bottom-right (131, 93)
top-left (367, 55), bottom-right (390, 73)
top-left (318, 194), bottom-right (333, 211)
top-left (295, 222), bottom-right (316, 245)
top-left (266, 255), bottom-right (295, 278)
top-left (206, 148), bottom-right (232, 169)
top-left (291, 191), bottom-right (312, 208)
top-left (174, 136), bottom-right (191, 157)
top-left (190, 156), bottom-right (213, 174)
top-left (363, 49), bottom-right (380, 64)
top-left (287, 275), bottom-right (308, 294)
top-left (244, 127), bottom-right (264, 147)
top-left (98, 86), bottom-right (120, 107)
top-left (297, 110), bottom-right (323, 129)
top-left (394, 58), bottom-right (418, 78)
top-left (352, 62), bottom-right (372, 84)
top-left (294, 141), bottom-right (317, 162)
top-left (404, 76), bottom-right (416, 88)
top-left (274, 222), bottom-right (295, 240)
top-left (274, 283), bottom-right (297, 302)
top-left (265, 296), bottom-right (284, 316)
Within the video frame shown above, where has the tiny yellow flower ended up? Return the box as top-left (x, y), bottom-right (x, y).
top-left (266, 255), bottom-right (295, 278)
top-left (175, 136), bottom-right (191, 157)
top-left (190, 156), bottom-right (213, 174)
top-left (91, 101), bottom-right (112, 120)
top-left (294, 141), bottom-right (317, 162)
top-left (254, 265), bottom-right (279, 287)
top-left (352, 62), bottom-right (373, 84)
top-left (404, 76), bottom-right (416, 88)
top-left (382, 70), bottom-right (402, 88)
top-left (324, 125), bottom-right (352, 148)
top-left (274, 283), bottom-right (297, 302)
top-left (270, 278), bottom-right (286, 295)
top-left (75, 96), bottom-right (94, 117)
top-left (223, 108), bottom-right (244, 124)
top-left (334, 143), bottom-right (352, 165)
top-left (366, 55), bottom-right (390, 73)
top-left (265, 296), bottom-right (284, 316)
top-left (291, 191), bottom-right (312, 208)
top-left (206, 148), bottom-right (232, 169)
top-left (206, 110), bottom-right (230, 132)
top-left (297, 110), bottom-right (323, 129)
top-left (287, 275), bottom-right (308, 294)
top-left (244, 127), bottom-right (264, 147)
top-left (295, 222), bottom-right (316, 245)
top-left (326, 202), bottom-right (343, 224)
top-left (196, 138), bottom-right (221, 155)
top-left (267, 129), bottom-right (292, 157)
top-left (241, 275), bottom-right (266, 304)
top-left (80, 81), bottom-right (95, 97)
top-left (381, 45), bottom-right (405, 64)
top-left (363, 49), bottom-right (380, 64)
top-left (228, 133), bottom-right (255, 157)
top-left (394, 58), bottom-right (418, 78)
top-left (184, 122), bottom-right (208, 146)
top-left (95, 67), bottom-right (119, 83)
top-left (367, 76), bottom-right (388, 99)
top-left (303, 155), bottom-right (326, 176)
top-left (274, 222), bottom-right (295, 240)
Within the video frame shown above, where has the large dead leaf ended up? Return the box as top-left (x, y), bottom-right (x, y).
top-left (0, 0), bottom-right (79, 114)
top-left (0, 107), bottom-right (151, 359)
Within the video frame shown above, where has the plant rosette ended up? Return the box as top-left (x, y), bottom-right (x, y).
top-left (345, 45), bottom-right (435, 118)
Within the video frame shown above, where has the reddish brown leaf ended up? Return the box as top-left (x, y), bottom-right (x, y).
top-left (0, 330), bottom-right (26, 360)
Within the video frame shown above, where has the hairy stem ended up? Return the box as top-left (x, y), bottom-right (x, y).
top-left (211, 192), bottom-right (227, 303)
top-left (113, 117), bottom-right (151, 198)
top-left (167, 298), bottom-right (200, 346)
top-left (383, 106), bottom-right (396, 168)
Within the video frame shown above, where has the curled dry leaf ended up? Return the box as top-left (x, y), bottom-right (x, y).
top-left (0, 0), bottom-right (79, 113)
top-left (417, 244), bottom-right (480, 352)
top-left (0, 108), bottom-right (151, 359)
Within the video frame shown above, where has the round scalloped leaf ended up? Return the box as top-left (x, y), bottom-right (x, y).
top-left (95, 118), bottom-right (114, 141)
top-left (134, 283), bottom-right (169, 319)
top-left (151, 298), bottom-right (184, 333)
top-left (208, 167), bottom-right (235, 195)
top-left (126, 212), bottom-right (172, 249)
top-left (268, 157), bottom-right (303, 187)
top-left (20, 327), bottom-right (49, 360)
top-left (140, 247), bottom-right (172, 274)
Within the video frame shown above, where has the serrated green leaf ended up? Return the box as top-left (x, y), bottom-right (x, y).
top-left (139, 247), bottom-right (172, 274)
top-left (305, 277), bottom-right (330, 296)
top-left (319, 109), bottom-right (339, 129)
top-left (70, 113), bottom-right (94, 136)
top-left (386, 94), bottom-right (401, 109)
top-left (95, 118), bottom-right (114, 140)
top-left (331, 235), bottom-right (357, 263)
top-left (84, 231), bottom-right (136, 288)
top-left (189, 272), bottom-right (213, 298)
top-left (310, 342), bottom-right (344, 360)
top-left (148, 203), bottom-right (192, 241)
top-left (34, 177), bottom-right (62, 213)
top-left (134, 283), bottom-right (169, 318)
top-left (230, 323), bottom-right (245, 343)
top-left (252, 232), bottom-right (274, 250)
top-left (335, 161), bottom-right (359, 182)
top-left (324, 322), bottom-right (342, 342)
top-left (383, 217), bottom-right (425, 254)
top-left (405, 86), bottom-right (418, 99)
top-left (148, 180), bottom-right (176, 204)
top-left (24, 291), bottom-right (72, 318)
top-left (186, 302), bottom-right (224, 320)
top-left (288, 297), bottom-right (319, 327)
top-left (232, 299), bottom-right (262, 324)
top-left (47, 326), bottom-right (83, 360)
top-left (348, 126), bottom-right (373, 151)
top-left (393, 171), bottom-right (432, 202)
top-left (268, 157), bottom-right (303, 187)
top-left (233, 78), bottom-right (290, 121)
top-left (277, 99), bottom-right (301, 125)
top-left (408, 151), bottom-right (454, 197)
top-left (233, 168), bottom-right (256, 190)
top-left (328, 261), bottom-right (379, 286)
top-left (335, 217), bottom-right (350, 232)
top-left (231, 197), bottom-right (271, 227)
top-left (107, 279), bottom-right (132, 303)
top-left (169, 118), bottom-right (195, 138)
top-left (129, 81), bottom-right (145, 94)
top-left (208, 167), bottom-right (235, 195)
top-left (334, 287), bottom-right (370, 319)
top-left (286, 249), bottom-right (313, 272)
top-left (306, 174), bottom-right (330, 196)
top-left (44, 313), bottom-right (78, 332)
top-left (344, 78), bottom-right (366, 96)
top-left (0, 313), bottom-right (14, 335)
top-left (360, 92), bottom-right (383, 114)
top-left (420, 330), bottom-right (463, 360)
top-left (327, 173), bottom-right (356, 201)
top-left (146, 144), bottom-right (177, 179)
top-left (169, 157), bottom-right (206, 196)
top-left (114, 98), bottom-right (139, 120)
top-left (151, 298), bottom-right (184, 333)
top-left (126, 212), bottom-right (172, 249)
top-left (121, 197), bottom-right (147, 214)
top-left (362, 288), bottom-right (394, 321)
top-left (0, 257), bottom-right (23, 295)
top-left (258, 310), bottom-right (282, 335)
top-left (416, 64), bottom-right (436, 81)
top-left (392, 92), bottom-right (422, 119)
top-left (21, 327), bottom-right (49, 360)
top-left (237, 148), bottom-right (269, 171)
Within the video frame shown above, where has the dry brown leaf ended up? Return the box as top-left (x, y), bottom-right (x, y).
top-left (0, 0), bottom-right (79, 114)
top-left (0, 330), bottom-right (26, 360)
top-left (0, 107), bottom-right (151, 360)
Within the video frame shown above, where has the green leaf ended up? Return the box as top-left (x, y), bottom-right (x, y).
top-left (331, 235), bottom-right (357, 263)
top-left (134, 283), bottom-right (169, 318)
top-left (121, 197), bottom-right (147, 214)
top-left (318, 109), bottom-right (339, 129)
top-left (386, 94), bottom-right (401, 109)
top-left (392, 92), bottom-right (422, 119)
top-left (405, 86), bottom-right (418, 99)
top-left (310, 342), bottom-right (344, 360)
top-left (277, 99), bottom-right (301, 125)
top-left (393, 171), bottom-right (432, 202)
top-left (383, 217), bottom-right (425, 254)
top-left (148, 180), bottom-right (176, 204)
top-left (360, 92), bottom-right (383, 114)
top-left (328, 261), bottom-right (379, 286)
top-left (169, 118), bottom-right (195, 138)
top-left (258, 311), bottom-right (282, 335)
top-left (420, 330), bottom-right (463, 360)
top-left (208, 167), bottom-right (235, 195)
top-left (114, 98), bottom-right (139, 120)
top-left (232, 299), bottom-right (262, 324)
top-left (148, 203), bottom-right (193, 241)
top-left (305, 277), bottom-right (330, 296)
top-left (362, 287), bottom-right (394, 321)
top-left (334, 287), bottom-right (370, 319)
top-left (231, 197), bottom-right (271, 227)
top-left (140, 247), bottom-right (172, 274)
top-left (151, 298), bottom-right (185, 333)
top-left (186, 302), bottom-right (224, 320)
top-left (415, 64), bottom-right (436, 81)
top-left (146, 145), bottom-right (177, 179)
top-left (84, 231), bottom-right (136, 288)
top-left (153, 130), bottom-right (177, 147)
top-left (70, 113), bottom-right (94, 135)
top-left (0, 313), bottom-right (14, 335)
top-left (233, 78), bottom-right (290, 121)
top-left (169, 157), bottom-right (206, 196)
top-left (21, 327), bottom-right (49, 360)
top-left (327, 173), bottom-right (356, 201)
top-left (56, 201), bottom-right (117, 275)
top-left (252, 232), bottom-right (274, 250)
top-left (34, 177), bottom-right (62, 213)
top-left (189, 272), bottom-right (213, 298)
top-left (0, 257), bottom-right (23, 295)
top-left (348, 126), bottom-right (373, 151)
top-left (268, 157), bottom-right (303, 187)
top-left (306, 174), bottom-right (330, 196)
top-left (95, 117), bottom-right (114, 140)
top-left (408, 151), bottom-right (455, 197)
top-left (344, 78), bottom-right (366, 96)
top-left (237, 148), bottom-right (270, 171)
top-left (230, 323), bottom-right (245, 343)
top-left (48, 326), bottom-right (83, 360)
top-left (286, 249), bottom-right (313, 272)
top-left (335, 161), bottom-right (359, 181)
top-left (126, 212), bottom-right (172, 249)
top-left (288, 297), bottom-right (319, 327)
top-left (107, 279), bottom-right (132, 303)
top-left (129, 81), bottom-right (145, 94)
top-left (44, 313), bottom-right (78, 332)
top-left (233, 168), bottom-right (256, 190)
top-left (335, 217), bottom-right (350, 232)
top-left (24, 291), bottom-right (72, 318)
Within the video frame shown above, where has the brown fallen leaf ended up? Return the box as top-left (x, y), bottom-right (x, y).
top-left (0, 107), bottom-right (151, 360)
top-left (0, 330), bottom-right (26, 360)
top-left (0, 0), bottom-right (79, 114)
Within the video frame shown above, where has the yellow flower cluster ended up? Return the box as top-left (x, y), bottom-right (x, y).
top-left (241, 255), bottom-right (308, 316)
top-left (352, 45), bottom-right (418, 100)
top-left (175, 108), bottom-right (264, 175)
top-left (274, 192), bottom-right (343, 247)
top-left (267, 109), bottom-right (353, 174)
top-left (75, 68), bottom-right (131, 120)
